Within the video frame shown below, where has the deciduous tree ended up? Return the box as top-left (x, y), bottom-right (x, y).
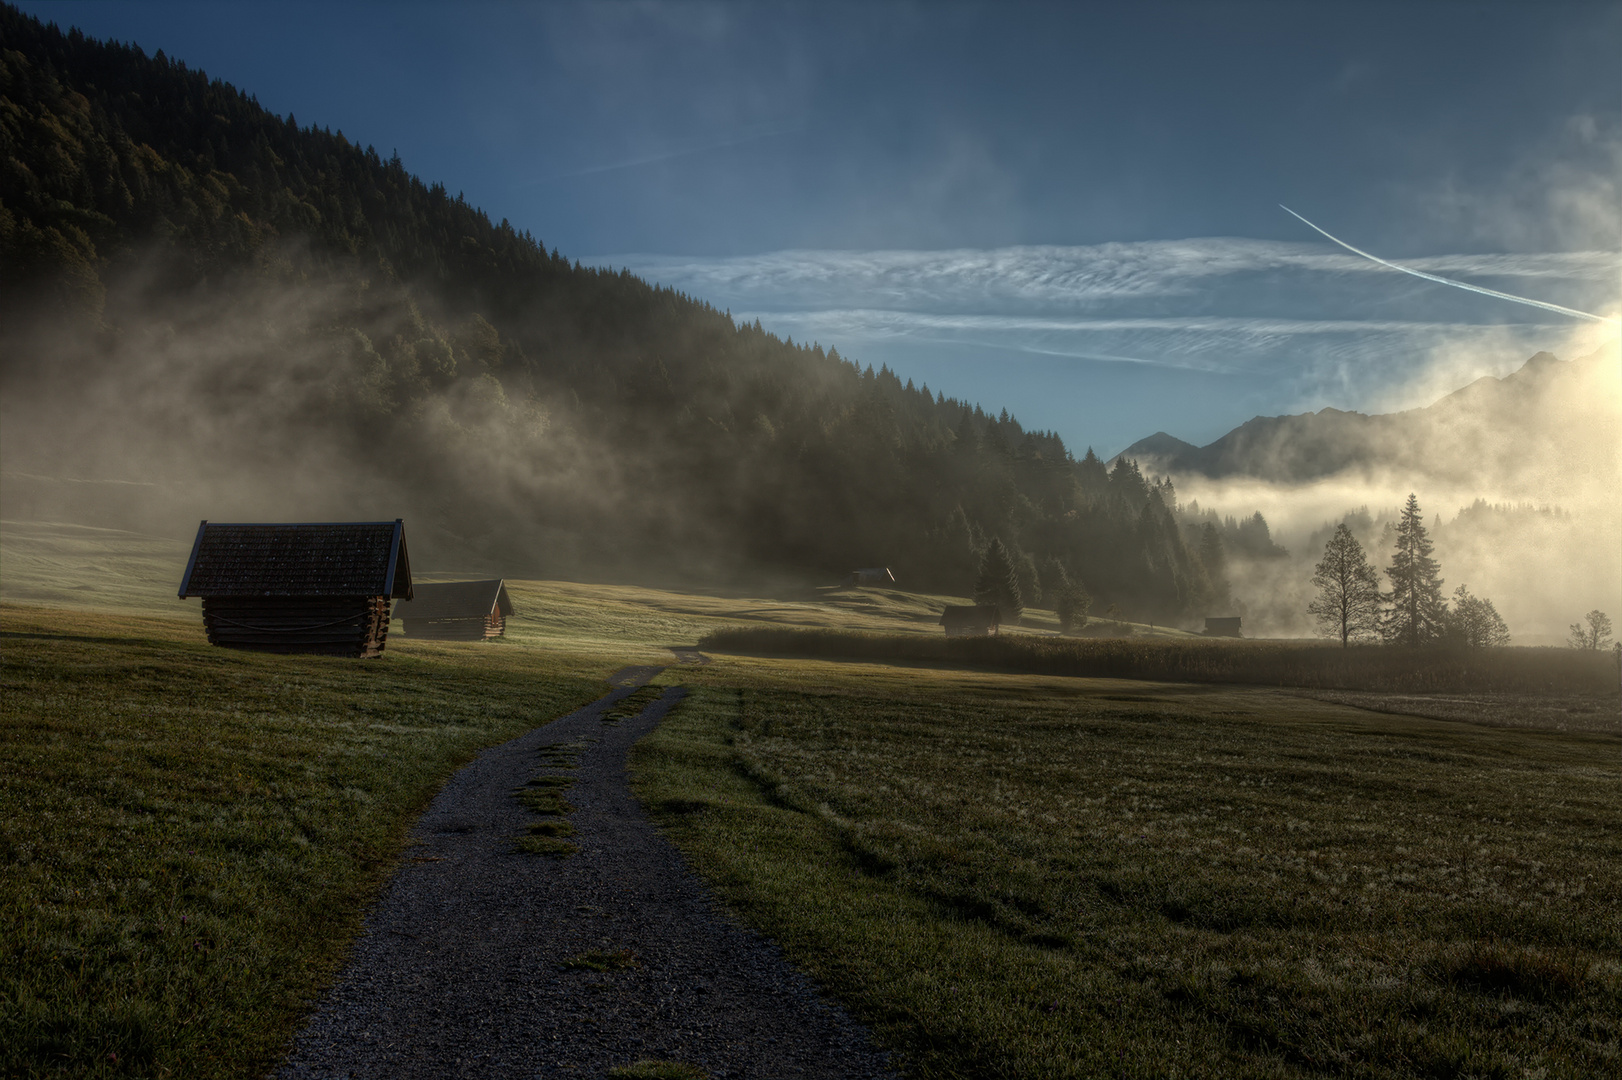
top-left (1445, 585), bottom-right (1510, 648)
top-left (1307, 523), bottom-right (1381, 647)
top-left (1568, 609), bottom-right (1613, 650)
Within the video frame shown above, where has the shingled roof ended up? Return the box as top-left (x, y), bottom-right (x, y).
top-left (394, 580), bottom-right (512, 621)
top-left (178, 521), bottom-right (412, 599)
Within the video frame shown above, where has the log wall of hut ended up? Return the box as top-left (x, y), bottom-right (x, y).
top-left (178, 520), bottom-right (412, 658)
top-left (401, 612), bottom-right (504, 641)
top-left (201, 596), bottom-right (392, 657)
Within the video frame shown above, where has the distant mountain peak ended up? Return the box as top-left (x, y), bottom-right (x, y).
top-left (1114, 347), bottom-right (1618, 495)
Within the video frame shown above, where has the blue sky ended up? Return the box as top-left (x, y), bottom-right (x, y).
top-left (19, 1), bottom-right (1621, 454)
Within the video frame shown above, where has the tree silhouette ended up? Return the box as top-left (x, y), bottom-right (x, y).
top-left (1567, 610), bottom-right (1613, 650)
top-left (1381, 494), bottom-right (1446, 647)
top-left (974, 538), bottom-right (1024, 623)
top-left (1307, 523), bottom-right (1381, 647)
top-left (1445, 585), bottom-right (1510, 648)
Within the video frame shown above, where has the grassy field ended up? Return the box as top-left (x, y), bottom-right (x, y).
top-left (4, 519), bottom-right (1620, 1078)
top-left (0, 604), bottom-right (606, 1078)
top-left (699, 626), bottom-right (1622, 701)
top-left (630, 661), bottom-right (1622, 1079)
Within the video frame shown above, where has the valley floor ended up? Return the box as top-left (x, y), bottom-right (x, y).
top-left (1, 520), bottom-right (1617, 1078)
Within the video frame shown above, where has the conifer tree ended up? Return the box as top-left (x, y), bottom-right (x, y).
top-left (1198, 522), bottom-right (1230, 609)
top-left (974, 538), bottom-right (1023, 623)
top-left (1382, 494), bottom-right (1446, 646)
top-left (1307, 523), bottom-right (1381, 646)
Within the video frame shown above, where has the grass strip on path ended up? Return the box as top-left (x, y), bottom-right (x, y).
top-left (630, 672), bottom-right (1622, 1079)
top-left (0, 605), bottom-right (604, 1079)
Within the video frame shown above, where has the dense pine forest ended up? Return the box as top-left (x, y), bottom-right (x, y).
top-left (0, 5), bottom-right (1261, 620)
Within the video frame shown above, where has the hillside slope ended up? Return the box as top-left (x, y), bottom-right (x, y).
top-left (0, 4), bottom-right (1226, 620)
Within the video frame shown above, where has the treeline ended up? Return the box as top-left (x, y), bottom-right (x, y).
top-left (0, 6), bottom-right (1249, 617)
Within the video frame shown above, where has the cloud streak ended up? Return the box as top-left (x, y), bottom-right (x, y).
top-left (1281, 205), bottom-right (1620, 324)
top-left (596, 240), bottom-right (1617, 321)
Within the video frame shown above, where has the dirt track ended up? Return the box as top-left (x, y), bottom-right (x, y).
top-left (279, 666), bottom-right (895, 1080)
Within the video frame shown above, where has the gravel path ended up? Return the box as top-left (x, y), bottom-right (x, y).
top-left (279, 667), bottom-right (896, 1080)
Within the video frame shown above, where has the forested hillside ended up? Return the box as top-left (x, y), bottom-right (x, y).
top-left (0, 5), bottom-right (1242, 620)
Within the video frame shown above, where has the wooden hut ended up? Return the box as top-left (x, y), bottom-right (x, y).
top-left (1204, 616), bottom-right (1242, 638)
top-left (846, 567), bottom-right (896, 587)
top-left (394, 579), bottom-right (514, 641)
top-left (940, 605), bottom-right (1000, 637)
top-left (177, 520), bottom-right (412, 657)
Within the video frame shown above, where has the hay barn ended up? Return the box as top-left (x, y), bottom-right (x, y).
top-left (178, 520), bottom-right (413, 657)
top-left (1204, 616), bottom-right (1242, 638)
top-left (847, 567), bottom-right (896, 587)
top-left (394, 579), bottom-right (514, 641)
top-left (940, 604), bottom-right (1001, 637)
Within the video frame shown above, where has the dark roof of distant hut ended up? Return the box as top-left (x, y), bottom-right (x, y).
top-left (394, 580), bottom-right (513, 620)
top-left (177, 521), bottom-right (412, 657)
top-left (179, 520), bottom-right (412, 599)
top-left (394, 579), bottom-right (513, 641)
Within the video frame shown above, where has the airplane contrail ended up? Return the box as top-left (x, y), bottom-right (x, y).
top-left (1280, 205), bottom-right (1619, 324)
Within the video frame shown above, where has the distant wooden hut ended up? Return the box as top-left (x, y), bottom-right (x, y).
top-left (178, 520), bottom-right (412, 657)
top-left (847, 567), bottom-right (896, 587)
top-left (394, 579), bottom-right (513, 640)
top-left (940, 604), bottom-right (1000, 637)
top-left (1204, 616), bottom-right (1242, 638)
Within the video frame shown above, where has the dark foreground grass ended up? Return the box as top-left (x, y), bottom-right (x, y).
top-left (699, 626), bottom-right (1622, 697)
top-left (631, 678), bottom-right (1622, 1078)
top-left (0, 605), bottom-right (602, 1078)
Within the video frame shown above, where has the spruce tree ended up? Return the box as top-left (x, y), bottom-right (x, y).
top-left (1382, 494), bottom-right (1446, 646)
top-left (1307, 523), bottom-right (1381, 647)
top-left (975, 538), bottom-right (1024, 622)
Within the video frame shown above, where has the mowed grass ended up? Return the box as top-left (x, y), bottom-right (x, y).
top-left (630, 662), bottom-right (1622, 1078)
top-left (0, 604), bottom-right (605, 1078)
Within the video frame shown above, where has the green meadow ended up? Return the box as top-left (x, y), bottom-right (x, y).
top-left (2, 520), bottom-right (1618, 1078)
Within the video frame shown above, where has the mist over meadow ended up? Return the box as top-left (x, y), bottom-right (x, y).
top-left (2, 6), bottom-right (1618, 644)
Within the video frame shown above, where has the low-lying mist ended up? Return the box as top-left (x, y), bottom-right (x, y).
top-left (1171, 330), bottom-right (1620, 644)
top-left (0, 266), bottom-right (649, 580)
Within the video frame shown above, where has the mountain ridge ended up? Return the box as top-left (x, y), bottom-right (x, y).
top-left (1116, 348), bottom-right (1619, 496)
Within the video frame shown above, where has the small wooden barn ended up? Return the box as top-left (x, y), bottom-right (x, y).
top-left (394, 579), bottom-right (514, 641)
top-left (178, 520), bottom-right (413, 657)
top-left (1204, 616), bottom-right (1242, 638)
top-left (847, 567), bottom-right (896, 587)
top-left (940, 604), bottom-right (1001, 637)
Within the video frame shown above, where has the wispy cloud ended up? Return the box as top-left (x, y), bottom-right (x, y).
top-left (586, 238), bottom-right (1610, 447)
top-left (592, 240), bottom-right (1617, 315)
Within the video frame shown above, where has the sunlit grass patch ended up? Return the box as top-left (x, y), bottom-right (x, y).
top-left (630, 678), bottom-right (1622, 1078)
top-left (562, 947), bottom-right (638, 972)
top-left (0, 604), bottom-right (603, 1079)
